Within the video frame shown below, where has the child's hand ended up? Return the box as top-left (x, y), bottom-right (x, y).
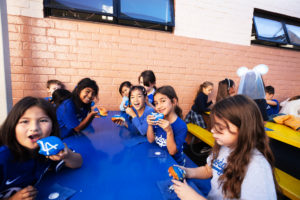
top-left (146, 115), bottom-right (156, 126)
top-left (125, 107), bottom-right (136, 118)
top-left (168, 165), bottom-right (188, 178)
top-left (156, 119), bottom-right (172, 132)
top-left (48, 143), bottom-right (70, 161)
top-left (89, 110), bottom-right (99, 118)
top-left (9, 185), bottom-right (37, 200)
top-left (172, 179), bottom-right (201, 200)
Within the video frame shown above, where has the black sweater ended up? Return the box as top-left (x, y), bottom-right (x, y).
top-left (191, 92), bottom-right (212, 114)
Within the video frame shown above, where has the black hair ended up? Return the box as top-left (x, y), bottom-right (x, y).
top-left (51, 89), bottom-right (72, 108)
top-left (119, 81), bottom-right (132, 96)
top-left (154, 86), bottom-right (183, 119)
top-left (265, 86), bottom-right (275, 95)
top-left (138, 70), bottom-right (156, 89)
top-left (0, 97), bottom-right (60, 161)
top-left (128, 85), bottom-right (147, 106)
top-left (71, 78), bottom-right (99, 112)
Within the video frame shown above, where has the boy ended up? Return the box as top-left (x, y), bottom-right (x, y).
top-left (265, 86), bottom-right (279, 116)
top-left (45, 80), bottom-right (65, 101)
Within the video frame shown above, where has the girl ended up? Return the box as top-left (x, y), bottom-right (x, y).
top-left (0, 97), bottom-right (82, 199)
top-left (147, 86), bottom-right (187, 166)
top-left (216, 78), bottom-right (235, 102)
top-left (114, 86), bottom-right (155, 136)
top-left (138, 70), bottom-right (156, 108)
top-left (51, 88), bottom-right (71, 108)
top-left (56, 78), bottom-right (99, 138)
top-left (119, 81), bottom-right (132, 111)
top-left (172, 95), bottom-right (278, 200)
top-left (185, 81), bottom-right (213, 128)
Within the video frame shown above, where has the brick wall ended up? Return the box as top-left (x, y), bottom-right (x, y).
top-left (8, 15), bottom-right (300, 115)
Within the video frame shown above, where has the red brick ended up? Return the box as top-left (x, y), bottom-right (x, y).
top-left (56, 68), bottom-right (78, 75)
top-left (32, 51), bottom-right (54, 59)
top-left (21, 25), bottom-right (46, 35)
top-left (11, 74), bottom-right (25, 81)
top-left (31, 18), bottom-right (55, 28)
top-left (100, 27), bottom-right (119, 35)
top-left (8, 24), bottom-right (21, 33)
top-left (70, 31), bottom-right (92, 40)
top-left (23, 42), bottom-right (47, 51)
top-left (78, 40), bottom-right (98, 48)
top-left (48, 75), bottom-right (70, 83)
top-left (70, 61), bottom-right (91, 68)
top-left (32, 35), bottom-right (55, 44)
top-left (48, 44), bottom-right (69, 53)
top-left (55, 20), bottom-right (78, 31)
top-left (70, 46), bottom-right (91, 54)
top-left (23, 58), bottom-right (48, 67)
top-left (9, 41), bottom-right (22, 49)
top-left (78, 23), bottom-right (100, 32)
top-left (56, 38), bottom-right (77, 46)
top-left (55, 53), bottom-right (77, 61)
top-left (12, 89), bottom-right (24, 98)
top-left (8, 15), bottom-right (31, 25)
top-left (25, 74), bottom-right (48, 82)
top-left (10, 57), bottom-right (22, 65)
top-left (24, 90), bottom-right (45, 97)
top-left (10, 49), bottom-right (31, 58)
top-left (48, 59), bottom-right (70, 68)
top-left (32, 67), bottom-right (55, 75)
top-left (47, 29), bottom-right (69, 37)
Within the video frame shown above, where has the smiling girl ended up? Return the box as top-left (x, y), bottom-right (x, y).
top-left (56, 78), bottom-right (99, 138)
top-left (0, 97), bottom-right (82, 199)
top-left (147, 86), bottom-right (187, 165)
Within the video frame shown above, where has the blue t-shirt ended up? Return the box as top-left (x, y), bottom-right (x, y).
top-left (0, 146), bottom-right (60, 199)
top-left (126, 105), bottom-right (155, 136)
top-left (266, 99), bottom-right (279, 116)
top-left (153, 117), bottom-right (187, 165)
top-left (147, 89), bottom-right (155, 106)
top-left (56, 98), bottom-right (89, 138)
top-left (44, 96), bottom-right (52, 102)
top-left (120, 96), bottom-right (129, 112)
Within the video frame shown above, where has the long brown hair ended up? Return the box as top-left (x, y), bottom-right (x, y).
top-left (196, 81), bottom-right (213, 98)
top-left (210, 95), bottom-right (278, 198)
top-left (154, 86), bottom-right (183, 119)
top-left (216, 78), bottom-right (234, 102)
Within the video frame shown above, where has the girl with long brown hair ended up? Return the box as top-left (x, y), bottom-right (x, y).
top-left (172, 95), bottom-right (277, 199)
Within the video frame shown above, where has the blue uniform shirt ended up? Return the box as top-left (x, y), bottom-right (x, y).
top-left (266, 99), bottom-right (279, 116)
top-left (126, 105), bottom-right (155, 136)
top-left (56, 98), bottom-right (89, 138)
top-left (0, 146), bottom-right (58, 199)
top-left (147, 89), bottom-right (155, 106)
top-left (153, 117), bottom-right (187, 165)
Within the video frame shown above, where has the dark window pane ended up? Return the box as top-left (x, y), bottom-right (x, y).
top-left (119, 0), bottom-right (174, 25)
top-left (253, 16), bottom-right (287, 43)
top-left (44, 0), bottom-right (113, 15)
top-left (286, 24), bottom-right (300, 46)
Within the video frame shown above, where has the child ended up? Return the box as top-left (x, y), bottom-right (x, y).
top-left (138, 70), bottom-right (156, 107)
top-left (147, 86), bottom-right (187, 166)
top-left (0, 97), bottom-right (82, 199)
top-left (172, 95), bottom-right (277, 200)
top-left (280, 95), bottom-right (300, 117)
top-left (56, 78), bottom-right (99, 138)
top-left (119, 81), bottom-right (132, 111)
top-left (114, 86), bottom-right (155, 136)
top-left (216, 78), bottom-right (235, 102)
top-left (51, 88), bottom-right (72, 108)
top-left (45, 79), bottom-right (65, 102)
top-left (185, 81), bottom-right (213, 128)
top-left (265, 86), bottom-right (279, 116)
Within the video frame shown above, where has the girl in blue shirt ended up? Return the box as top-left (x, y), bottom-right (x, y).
top-left (56, 78), bottom-right (99, 138)
top-left (0, 97), bottom-right (82, 199)
top-left (139, 70), bottom-right (156, 109)
top-left (114, 86), bottom-right (154, 136)
top-left (147, 86), bottom-right (187, 166)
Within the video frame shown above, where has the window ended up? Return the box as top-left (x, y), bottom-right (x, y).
top-left (44, 0), bottom-right (175, 32)
top-left (252, 9), bottom-right (300, 50)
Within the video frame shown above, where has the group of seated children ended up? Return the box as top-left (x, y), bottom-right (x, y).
top-left (1, 66), bottom-right (288, 199)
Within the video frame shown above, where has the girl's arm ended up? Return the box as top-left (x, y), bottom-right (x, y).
top-left (73, 111), bottom-right (98, 132)
top-left (184, 164), bottom-right (212, 179)
top-left (146, 115), bottom-right (156, 143)
top-left (266, 99), bottom-right (277, 106)
top-left (157, 119), bottom-right (177, 155)
top-left (172, 180), bottom-right (206, 200)
top-left (49, 144), bottom-right (83, 169)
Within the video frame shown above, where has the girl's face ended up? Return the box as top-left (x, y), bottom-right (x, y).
top-left (121, 86), bottom-right (130, 97)
top-left (203, 85), bottom-right (213, 95)
top-left (79, 87), bottom-right (96, 104)
top-left (154, 93), bottom-right (175, 117)
top-left (15, 106), bottom-right (52, 150)
top-left (229, 84), bottom-right (236, 96)
top-left (139, 77), bottom-right (154, 93)
top-left (211, 116), bottom-right (238, 148)
top-left (130, 89), bottom-right (145, 111)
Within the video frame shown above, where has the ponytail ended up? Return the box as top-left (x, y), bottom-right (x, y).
top-left (174, 105), bottom-right (183, 119)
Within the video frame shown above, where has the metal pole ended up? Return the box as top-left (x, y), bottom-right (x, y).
top-left (0, 0), bottom-right (12, 124)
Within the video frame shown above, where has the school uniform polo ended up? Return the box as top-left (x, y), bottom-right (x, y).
top-left (153, 117), bottom-right (187, 165)
top-left (56, 98), bottom-right (89, 138)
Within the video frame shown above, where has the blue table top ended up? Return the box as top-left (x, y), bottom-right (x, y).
top-left (36, 111), bottom-right (207, 199)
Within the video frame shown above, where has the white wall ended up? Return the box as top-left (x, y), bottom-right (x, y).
top-left (6, 0), bottom-right (300, 46)
top-left (175, 0), bottom-right (300, 46)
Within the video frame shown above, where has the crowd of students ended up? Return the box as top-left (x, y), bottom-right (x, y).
top-left (1, 65), bottom-right (298, 199)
